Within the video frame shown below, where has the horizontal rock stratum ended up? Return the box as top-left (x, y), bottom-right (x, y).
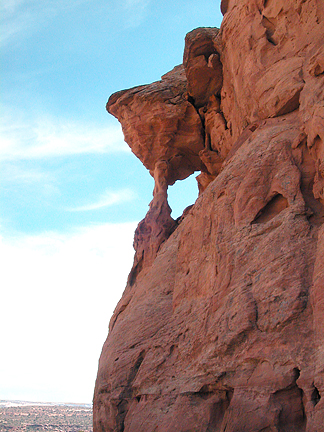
top-left (94, 0), bottom-right (324, 430)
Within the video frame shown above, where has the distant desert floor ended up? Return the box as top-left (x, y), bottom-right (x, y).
top-left (0, 402), bottom-right (93, 432)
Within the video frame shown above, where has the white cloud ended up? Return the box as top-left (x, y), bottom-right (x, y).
top-left (0, 222), bottom-right (137, 403)
top-left (0, 113), bottom-right (129, 161)
top-left (67, 188), bottom-right (135, 212)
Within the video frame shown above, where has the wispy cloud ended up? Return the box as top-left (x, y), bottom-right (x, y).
top-left (1, 0), bottom-right (151, 48)
top-left (121, 0), bottom-right (151, 28)
top-left (123, 0), bottom-right (150, 8)
top-left (0, 112), bottom-right (128, 161)
top-left (1, 163), bottom-right (51, 184)
top-left (67, 188), bottom-right (135, 212)
top-left (0, 163), bottom-right (60, 207)
top-left (0, 0), bottom-right (90, 47)
top-left (0, 0), bottom-right (31, 46)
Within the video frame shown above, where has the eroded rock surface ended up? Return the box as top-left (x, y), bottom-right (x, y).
top-left (94, 0), bottom-right (324, 430)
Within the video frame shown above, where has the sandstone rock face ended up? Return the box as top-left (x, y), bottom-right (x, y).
top-left (94, 0), bottom-right (324, 431)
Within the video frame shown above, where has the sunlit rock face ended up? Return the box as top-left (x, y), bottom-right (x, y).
top-left (94, 0), bottom-right (324, 431)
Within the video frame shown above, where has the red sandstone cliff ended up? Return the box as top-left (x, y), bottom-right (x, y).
top-left (94, 0), bottom-right (324, 430)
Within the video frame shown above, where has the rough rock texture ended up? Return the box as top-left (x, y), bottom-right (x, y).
top-left (94, 0), bottom-right (324, 431)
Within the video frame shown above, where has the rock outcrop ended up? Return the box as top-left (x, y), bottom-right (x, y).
top-left (94, 0), bottom-right (324, 431)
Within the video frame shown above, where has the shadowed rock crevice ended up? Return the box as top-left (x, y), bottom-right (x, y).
top-left (192, 387), bottom-right (234, 431)
top-left (311, 384), bottom-right (321, 406)
top-left (252, 193), bottom-right (288, 224)
top-left (115, 351), bottom-right (146, 432)
top-left (269, 369), bottom-right (307, 431)
top-left (276, 86), bottom-right (303, 117)
top-left (261, 15), bottom-right (278, 46)
top-left (308, 47), bottom-right (324, 77)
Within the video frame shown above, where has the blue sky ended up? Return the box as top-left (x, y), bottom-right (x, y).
top-left (0, 0), bottom-right (222, 403)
